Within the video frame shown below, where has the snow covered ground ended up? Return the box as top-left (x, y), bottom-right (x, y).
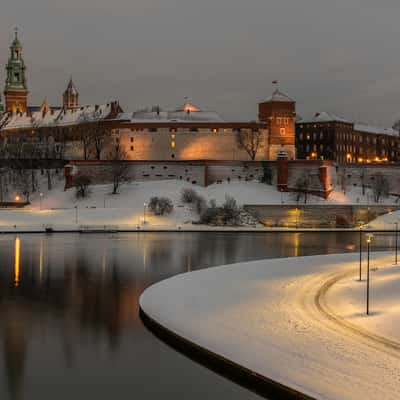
top-left (367, 210), bottom-right (400, 230)
top-left (140, 252), bottom-right (400, 400)
top-left (1, 178), bottom-right (398, 231)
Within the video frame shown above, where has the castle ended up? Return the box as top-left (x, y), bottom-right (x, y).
top-left (0, 30), bottom-right (297, 162)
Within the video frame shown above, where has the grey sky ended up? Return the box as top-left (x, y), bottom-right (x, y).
top-left (1, 0), bottom-right (400, 125)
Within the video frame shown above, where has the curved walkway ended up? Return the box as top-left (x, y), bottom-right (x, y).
top-left (140, 253), bottom-right (400, 400)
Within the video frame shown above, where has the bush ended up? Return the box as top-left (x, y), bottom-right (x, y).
top-left (148, 196), bottom-right (174, 216)
top-left (198, 196), bottom-right (242, 226)
top-left (181, 188), bottom-right (199, 204)
top-left (75, 175), bottom-right (91, 198)
top-left (221, 195), bottom-right (241, 225)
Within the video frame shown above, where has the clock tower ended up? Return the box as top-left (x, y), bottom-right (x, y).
top-left (4, 28), bottom-right (29, 114)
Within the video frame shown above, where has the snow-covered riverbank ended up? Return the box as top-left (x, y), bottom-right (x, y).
top-left (1, 179), bottom-right (398, 232)
top-left (140, 252), bottom-right (400, 400)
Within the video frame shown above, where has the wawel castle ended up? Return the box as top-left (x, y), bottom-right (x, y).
top-left (0, 30), bottom-right (296, 162)
top-left (0, 30), bottom-right (398, 165)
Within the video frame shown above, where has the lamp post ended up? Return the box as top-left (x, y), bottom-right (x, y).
top-left (74, 206), bottom-right (78, 224)
top-left (358, 221), bottom-right (364, 281)
top-left (39, 192), bottom-right (43, 210)
top-left (395, 222), bottom-right (398, 265)
top-left (366, 234), bottom-right (374, 315)
top-left (143, 202), bottom-right (147, 225)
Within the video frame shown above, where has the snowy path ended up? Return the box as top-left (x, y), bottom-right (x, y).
top-left (140, 253), bottom-right (400, 400)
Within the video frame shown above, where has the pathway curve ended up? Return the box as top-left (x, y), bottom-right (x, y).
top-left (140, 252), bottom-right (400, 400)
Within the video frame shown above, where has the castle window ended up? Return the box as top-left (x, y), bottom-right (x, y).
top-left (280, 128), bottom-right (286, 136)
top-left (150, 128), bottom-right (157, 132)
top-left (212, 128), bottom-right (218, 133)
top-left (130, 137), bottom-right (134, 142)
top-left (130, 146), bottom-right (134, 151)
top-left (276, 117), bottom-right (282, 125)
top-left (190, 128), bottom-right (198, 132)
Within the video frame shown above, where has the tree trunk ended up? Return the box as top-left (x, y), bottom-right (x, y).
top-left (47, 169), bottom-right (52, 190)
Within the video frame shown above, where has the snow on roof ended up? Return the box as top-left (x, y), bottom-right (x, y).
top-left (121, 108), bottom-right (225, 123)
top-left (354, 123), bottom-right (399, 137)
top-left (1, 103), bottom-right (116, 131)
top-left (264, 89), bottom-right (295, 103)
top-left (300, 112), bottom-right (351, 124)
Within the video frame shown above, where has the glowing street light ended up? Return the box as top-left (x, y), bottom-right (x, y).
top-left (366, 234), bottom-right (374, 315)
top-left (358, 221), bottom-right (364, 281)
top-left (39, 192), bottom-right (43, 210)
top-left (395, 222), bottom-right (399, 265)
top-left (143, 202), bottom-right (147, 225)
top-left (15, 195), bottom-right (20, 202)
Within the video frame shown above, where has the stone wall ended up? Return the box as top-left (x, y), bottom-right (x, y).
top-left (245, 204), bottom-right (400, 228)
top-left (337, 164), bottom-right (400, 196)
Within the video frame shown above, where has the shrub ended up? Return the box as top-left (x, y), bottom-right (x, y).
top-left (148, 196), bottom-right (174, 216)
top-left (75, 175), bottom-right (91, 198)
top-left (181, 188), bottom-right (199, 204)
top-left (198, 196), bottom-right (241, 226)
top-left (221, 195), bottom-right (241, 225)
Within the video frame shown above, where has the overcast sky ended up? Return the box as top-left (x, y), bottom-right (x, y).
top-left (1, 0), bottom-right (400, 125)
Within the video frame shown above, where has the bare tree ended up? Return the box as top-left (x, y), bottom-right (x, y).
top-left (293, 173), bottom-right (312, 204)
top-left (371, 173), bottom-right (389, 203)
top-left (75, 175), bottom-right (92, 198)
top-left (108, 144), bottom-right (129, 195)
top-left (92, 122), bottom-right (110, 160)
top-left (236, 128), bottom-right (261, 160)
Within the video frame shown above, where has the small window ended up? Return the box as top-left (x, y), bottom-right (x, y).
top-left (280, 128), bottom-right (286, 136)
top-left (130, 137), bottom-right (134, 142)
top-left (130, 146), bottom-right (134, 151)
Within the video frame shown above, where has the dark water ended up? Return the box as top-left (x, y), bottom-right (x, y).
top-left (0, 232), bottom-right (395, 400)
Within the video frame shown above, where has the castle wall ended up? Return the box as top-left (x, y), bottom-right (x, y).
top-left (117, 128), bottom-right (270, 161)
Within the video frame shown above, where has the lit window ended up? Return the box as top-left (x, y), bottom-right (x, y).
top-left (280, 128), bottom-right (286, 136)
top-left (171, 133), bottom-right (176, 139)
top-left (212, 128), bottom-right (218, 133)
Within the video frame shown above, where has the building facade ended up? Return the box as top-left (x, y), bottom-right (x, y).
top-left (296, 112), bottom-right (400, 164)
top-left (0, 30), bottom-right (297, 162)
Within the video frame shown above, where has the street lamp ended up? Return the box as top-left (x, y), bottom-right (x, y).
top-left (39, 192), bottom-right (43, 210)
top-left (366, 234), bottom-right (374, 315)
top-left (395, 222), bottom-right (399, 265)
top-left (15, 195), bottom-right (20, 202)
top-left (74, 206), bottom-right (78, 224)
top-left (143, 202), bottom-right (147, 225)
top-left (358, 221), bottom-right (364, 281)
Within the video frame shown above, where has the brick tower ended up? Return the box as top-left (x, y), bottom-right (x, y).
top-left (258, 86), bottom-right (296, 160)
top-left (4, 28), bottom-right (28, 113)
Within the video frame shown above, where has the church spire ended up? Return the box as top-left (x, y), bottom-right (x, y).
top-left (4, 28), bottom-right (29, 113)
top-left (63, 76), bottom-right (79, 110)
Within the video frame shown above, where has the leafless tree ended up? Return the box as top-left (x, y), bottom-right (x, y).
top-left (108, 144), bottom-right (129, 195)
top-left (293, 173), bottom-right (312, 204)
top-left (75, 175), bottom-right (92, 198)
top-left (371, 173), bottom-right (389, 203)
top-left (92, 122), bottom-right (110, 160)
top-left (236, 128), bottom-right (261, 160)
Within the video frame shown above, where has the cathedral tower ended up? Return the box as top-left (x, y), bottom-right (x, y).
top-left (63, 77), bottom-right (79, 110)
top-left (258, 85), bottom-right (296, 160)
top-left (4, 28), bottom-right (29, 113)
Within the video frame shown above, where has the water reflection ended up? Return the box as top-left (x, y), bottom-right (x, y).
top-left (0, 232), bottom-right (394, 400)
